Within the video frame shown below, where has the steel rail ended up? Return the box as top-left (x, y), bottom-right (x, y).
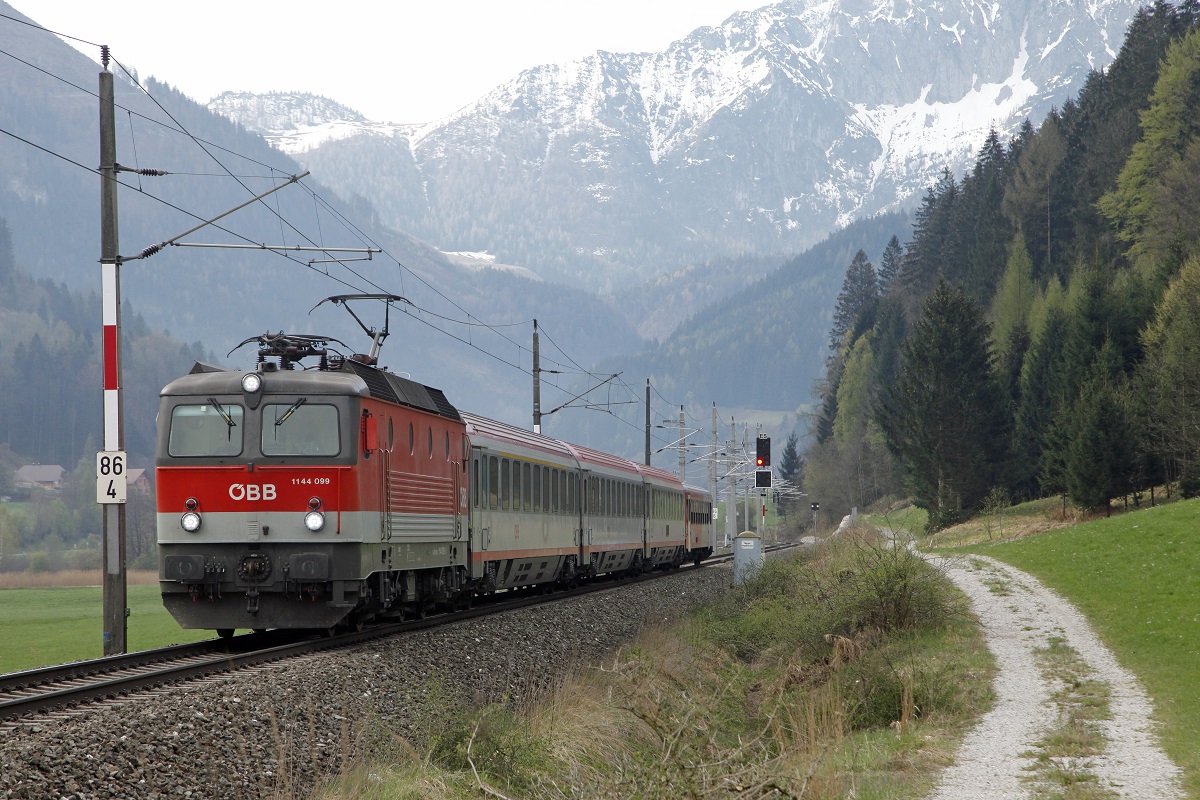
top-left (0, 556), bottom-right (749, 723)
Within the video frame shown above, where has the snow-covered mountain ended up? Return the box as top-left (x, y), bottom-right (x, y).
top-left (212, 0), bottom-right (1141, 290)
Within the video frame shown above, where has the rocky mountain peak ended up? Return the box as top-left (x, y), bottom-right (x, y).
top-left (214, 0), bottom-right (1143, 290)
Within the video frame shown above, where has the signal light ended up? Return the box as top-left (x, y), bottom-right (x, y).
top-left (756, 435), bottom-right (771, 468)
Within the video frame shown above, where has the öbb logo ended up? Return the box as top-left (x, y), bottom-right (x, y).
top-left (228, 483), bottom-right (277, 501)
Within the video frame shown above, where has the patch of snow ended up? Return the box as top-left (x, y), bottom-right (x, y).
top-left (440, 250), bottom-right (542, 282)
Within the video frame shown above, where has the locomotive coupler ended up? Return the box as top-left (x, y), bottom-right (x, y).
top-left (246, 587), bottom-right (260, 615)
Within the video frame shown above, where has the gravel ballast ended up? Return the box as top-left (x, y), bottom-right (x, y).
top-left (1, 566), bottom-right (731, 800)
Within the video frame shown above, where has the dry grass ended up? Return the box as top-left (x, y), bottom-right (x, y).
top-left (313, 542), bottom-right (995, 800)
top-left (0, 569), bottom-right (160, 589)
top-left (927, 497), bottom-right (1080, 548)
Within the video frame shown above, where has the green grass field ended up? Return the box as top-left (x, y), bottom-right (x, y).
top-left (961, 498), bottom-right (1200, 797)
top-left (0, 584), bottom-right (210, 673)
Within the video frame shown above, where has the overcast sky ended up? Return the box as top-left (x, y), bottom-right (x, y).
top-left (28, 1), bottom-right (767, 123)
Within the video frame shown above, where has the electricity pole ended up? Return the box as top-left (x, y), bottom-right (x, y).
top-left (99, 49), bottom-right (127, 656)
top-left (709, 403), bottom-right (717, 527)
top-left (678, 406), bottom-right (685, 480)
top-left (532, 319), bottom-right (542, 434)
top-left (644, 379), bottom-right (651, 466)
top-left (725, 417), bottom-right (737, 543)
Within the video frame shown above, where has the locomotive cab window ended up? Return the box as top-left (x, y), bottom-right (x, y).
top-left (168, 402), bottom-right (244, 457)
top-left (261, 402), bottom-right (340, 456)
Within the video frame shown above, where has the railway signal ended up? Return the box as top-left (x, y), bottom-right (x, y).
top-left (755, 434), bottom-right (771, 488)
top-left (755, 435), bottom-right (771, 467)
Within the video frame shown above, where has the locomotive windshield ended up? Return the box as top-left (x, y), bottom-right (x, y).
top-left (261, 402), bottom-right (340, 456)
top-left (168, 403), bottom-right (244, 457)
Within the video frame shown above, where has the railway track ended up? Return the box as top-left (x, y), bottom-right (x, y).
top-left (0, 555), bottom-right (755, 725)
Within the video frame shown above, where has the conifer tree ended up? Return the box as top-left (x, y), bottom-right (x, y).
top-left (1065, 340), bottom-right (1131, 513)
top-left (879, 281), bottom-right (1011, 531)
top-left (878, 235), bottom-right (902, 291)
top-left (901, 170), bottom-right (959, 300)
top-left (990, 233), bottom-right (1036, 358)
top-left (829, 250), bottom-right (880, 351)
top-left (778, 431), bottom-right (802, 486)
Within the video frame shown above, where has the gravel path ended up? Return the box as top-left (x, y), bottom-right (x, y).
top-left (924, 553), bottom-right (1184, 800)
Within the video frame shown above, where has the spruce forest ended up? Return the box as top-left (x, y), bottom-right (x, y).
top-left (806, 1), bottom-right (1200, 531)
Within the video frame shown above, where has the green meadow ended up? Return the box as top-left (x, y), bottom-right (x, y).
top-left (960, 498), bottom-right (1200, 797)
top-left (0, 584), bottom-right (209, 673)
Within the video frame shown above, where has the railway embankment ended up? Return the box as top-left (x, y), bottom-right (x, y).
top-left (0, 566), bottom-right (731, 799)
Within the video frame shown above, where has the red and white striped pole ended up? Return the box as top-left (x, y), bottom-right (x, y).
top-left (99, 49), bottom-right (127, 656)
top-left (101, 262), bottom-right (120, 449)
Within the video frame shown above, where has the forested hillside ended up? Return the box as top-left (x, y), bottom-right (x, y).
top-left (805, 1), bottom-right (1200, 529)
top-left (0, 217), bottom-right (208, 470)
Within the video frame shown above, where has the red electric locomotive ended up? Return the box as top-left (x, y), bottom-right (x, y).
top-left (156, 296), bottom-right (714, 636)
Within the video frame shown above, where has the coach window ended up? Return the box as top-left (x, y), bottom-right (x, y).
top-left (549, 469), bottom-right (558, 513)
top-left (522, 462), bottom-right (532, 511)
top-left (567, 473), bottom-right (575, 514)
top-left (559, 471), bottom-right (567, 515)
top-left (168, 402), bottom-right (244, 457)
top-left (501, 458), bottom-right (511, 511)
top-left (488, 456), bottom-right (499, 510)
top-left (543, 468), bottom-right (551, 514)
top-left (513, 460), bottom-right (523, 511)
top-left (262, 403), bottom-right (339, 456)
top-left (472, 457), bottom-right (480, 508)
top-left (532, 465), bottom-right (542, 512)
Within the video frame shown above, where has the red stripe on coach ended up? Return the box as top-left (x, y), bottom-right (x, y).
top-left (103, 325), bottom-right (118, 389)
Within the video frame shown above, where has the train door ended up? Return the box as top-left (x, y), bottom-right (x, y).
top-left (468, 447), bottom-right (489, 582)
top-left (641, 482), bottom-right (650, 560)
top-left (580, 471), bottom-right (592, 573)
top-left (573, 469), bottom-right (585, 569)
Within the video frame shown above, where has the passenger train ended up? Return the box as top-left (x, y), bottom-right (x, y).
top-left (156, 300), bottom-right (715, 635)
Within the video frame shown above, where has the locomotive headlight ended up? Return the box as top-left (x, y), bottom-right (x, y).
top-left (304, 510), bottom-right (325, 532)
top-left (181, 511), bottom-right (202, 532)
top-left (241, 372), bottom-right (263, 393)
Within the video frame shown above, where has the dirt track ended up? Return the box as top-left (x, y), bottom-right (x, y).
top-left (924, 553), bottom-right (1183, 799)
